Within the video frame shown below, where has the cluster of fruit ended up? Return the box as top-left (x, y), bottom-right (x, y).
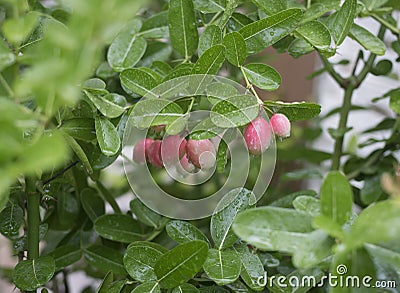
top-left (132, 113), bottom-right (290, 171)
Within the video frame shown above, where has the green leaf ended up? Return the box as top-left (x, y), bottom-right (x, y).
top-left (349, 24), bottom-right (386, 56)
top-left (192, 44), bottom-right (225, 75)
top-left (194, 0), bottom-right (226, 13)
top-left (389, 89), bottom-right (400, 114)
top-left (172, 283), bottom-right (200, 293)
top-left (326, 0), bottom-right (357, 46)
top-left (313, 215), bottom-right (346, 240)
top-left (94, 214), bottom-right (145, 243)
top-left (199, 25), bottom-right (222, 56)
top-left (132, 282), bottom-right (160, 293)
top-left (361, 0), bottom-right (388, 11)
top-left (124, 241), bottom-right (167, 282)
top-left (57, 191), bottom-right (79, 227)
top-left (371, 59), bottom-right (392, 76)
top-left (239, 8), bottom-right (303, 54)
top-left (163, 63), bottom-right (193, 81)
top-left (84, 245), bottom-right (126, 275)
top-left (84, 91), bottom-right (126, 118)
top-left (166, 220), bottom-right (210, 245)
top-left (233, 243), bottom-right (264, 291)
top-left (211, 94), bottom-right (259, 128)
top-left (140, 12), bottom-right (169, 39)
top-left (62, 133), bottom-right (93, 174)
top-left (155, 241), bottom-right (209, 288)
top-left (233, 206), bottom-right (314, 252)
top-left (296, 21), bottom-right (334, 55)
top-left (302, 1), bottom-right (340, 23)
top-left (347, 200), bottom-right (400, 249)
top-left (288, 38), bottom-right (314, 58)
top-left (60, 118), bottom-right (96, 142)
top-left (203, 248), bottom-right (241, 286)
top-left (293, 196), bottom-right (320, 217)
top-left (242, 63), bottom-right (281, 91)
top-left (211, 188), bottom-right (256, 250)
top-left (97, 271), bottom-right (114, 293)
top-left (319, 171), bottom-right (353, 226)
top-left (48, 245), bottom-right (82, 271)
top-left (360, 175), bottom-right (384, 205)
top-left (107, 18), bottom-right (147, 71)
top-left (120, 68), bottom-right (158, 97)
top-left (223, 32), bottom-right (247, 67)
top-left (251, 0), bottom-right (286, 15)
top-left (130, 199), bottom-right (167, 229)
top-left (168, 0), bottom-right (199, 59)
top-left (13, 256), bottom-right (55, 291)
top-left (140, 42), bottom-right (172, 67)
top-left (263, 101), bottom-right (321, 121)
top-left (131, 98), bottom-right (184, 129)
top-left (365, 243), bottom-right (400, 271)
top-left (95, 116), bottom-right (121, 156)
top-left (189, 118), bottom-right (225, 140)
top-left (0, 203), bottom-right (23, 239)
top-left (0, 38), bottom-right (15, 71)
top-left (80, 187), bottom-right (105, 222)
top-left (216, 139), bottom-right (228, 173)
top-left (2, 12), bottom-right (39, 45)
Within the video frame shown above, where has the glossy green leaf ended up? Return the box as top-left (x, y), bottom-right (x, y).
top-left (131, 98), bottom-right (184, 129)
top-left (293, 196), bottom-right (320, 217)
top-left (13, 256), bottom-right (55, 291)
top-left (347, 200), bottom-right (400, 249)
top-left (211, 188), bottom-right (256, 250)
top-left (95, 116), bottom-right (121, 156)
top-left (194, 0), bottom-right (226, 13)
top-left (296, 21), bottom-right (334, 55)
top-left (263, 101), bottom-right (321, 121)
top-left (166, 220), bottom-right (210, 245)
top-left (242, 63), bottom-right (281, 91)
top-left (80, 187), bottom-right (105, 222)
top-left (239, 8), bottom-right (303, 53)
top-left (211, 94), bottom-right (259, 128)
top-left (132, 282), bottom-right (160, 293)
top-left (302, 1), bottom-right (340, 23)
top-left (0, 203), bottom-right (23, 239)
top-left (84, 91), bottom-right (126, 118)
top-left (189, 118), bottom-right (225, 140)
top-left (365, 243), bottom-right (400, 271)
top-left (288, 38), bottom-right (314, 58)
top-left (107, 19), bottom-right (147, 71)
top-left (172, 283), bottom-right (200, 293)
top-left (62, 133), bottom-right (93, 174)
top-left (155, 241), bottom-right (209, 288)
top-left (361, 0), bottom-right (388, 11)
top-left (57, 191), bottom-right (79, 227)
top-left (233, 243), bottom-right (264, 291)
top-left (168, 0), bottom-right (199, 58)
top-left (130, 199), bottom-right (167, 229)
top-left (371, 59), bottom-right (392, 76)
top-left (233, 206), bottom-right (314, 252)
top-left (203, 248), bottom-right (241, 285)
top-left (84, 245), bottom-right (126, 275)
top-left (163, 63), bottom-right (193, 81)
top-left (94, 214), bottom-right (144, 243)
top-left (120, 68), bottom-right (158, 97)
top-left (389, 89), bottom-right (400, 114)
top-left (216, 139), bottom-right (228, 173)
top-left (48, 245), bottom-right (82, 271)
top-left (319, 171), bottom-right (353, 226)
top-left (199, 25), bottom-right (222, 56)
top-left (60, 118), bottom-right (96, 142)
top-left (349, 24), bottom-right (386, 55)
top-left (192, 44), bottom-right (225, 75)
top-left (140, 11), bottom-right (169, 39)
top-left (97, 271), bottom-right (114, 293)
top-left (124, 241), bottom-right (167, 282)
top-left (326, 0), bottom-right (357, 46)
top-left (360, 175), bottom-right (384, 205)
top-left (140, 42), bottom-right (172, 67)
top-left (223, 32), bottom-right (247, 67)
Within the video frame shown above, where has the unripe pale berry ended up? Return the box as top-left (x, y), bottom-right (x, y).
top-left (270, 113), bottom-right (291, 138)
top-left (180, 154), bottom-right (196, 173)
top-left (186, 139), bottom-right (216, 169)
top-left (147, 140), bottom-right (163, 168)
top-left (244, 117), bottom-right (272, 155)
top-left (133, 138), bottom-right (154, 164)
top-left (161, 135), bottom-right (187, 166)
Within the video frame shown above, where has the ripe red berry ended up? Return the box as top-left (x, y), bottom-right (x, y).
top-left (270, 113), bottom-right (291, 138)
top-left (186, 139), bottom-right (216, 169)
top-left (180, 154), bottom-right (196, 173)
top-left (147, 140), bottom-right (163, 168)
top-left (133, 138), bottom-right (154, 164)
top-left (244, 117), bottom-right (272, 155)
top-left (161, 135), bottom-right (187, 166)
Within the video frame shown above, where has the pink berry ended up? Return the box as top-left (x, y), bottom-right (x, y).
top-left (161, 135), bottom-right (187, 166)
top-left (244, 117), bottom-right (272, 155)
top-left (147, 140), bottom-right (163, 168)
top-left (186, 139), bottom-right (216, 169)
top-left (270, 113), bottom-right (291, 138)
top-left (133, 138), bottom-right (154, 164)
top-left (180, 154), bottom-right (196, 173)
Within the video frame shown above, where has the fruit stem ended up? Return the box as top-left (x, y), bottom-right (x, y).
top-left (26, 177), bottom-right (40, 260)
top-left (240, 66), bottom-right (263, 105)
